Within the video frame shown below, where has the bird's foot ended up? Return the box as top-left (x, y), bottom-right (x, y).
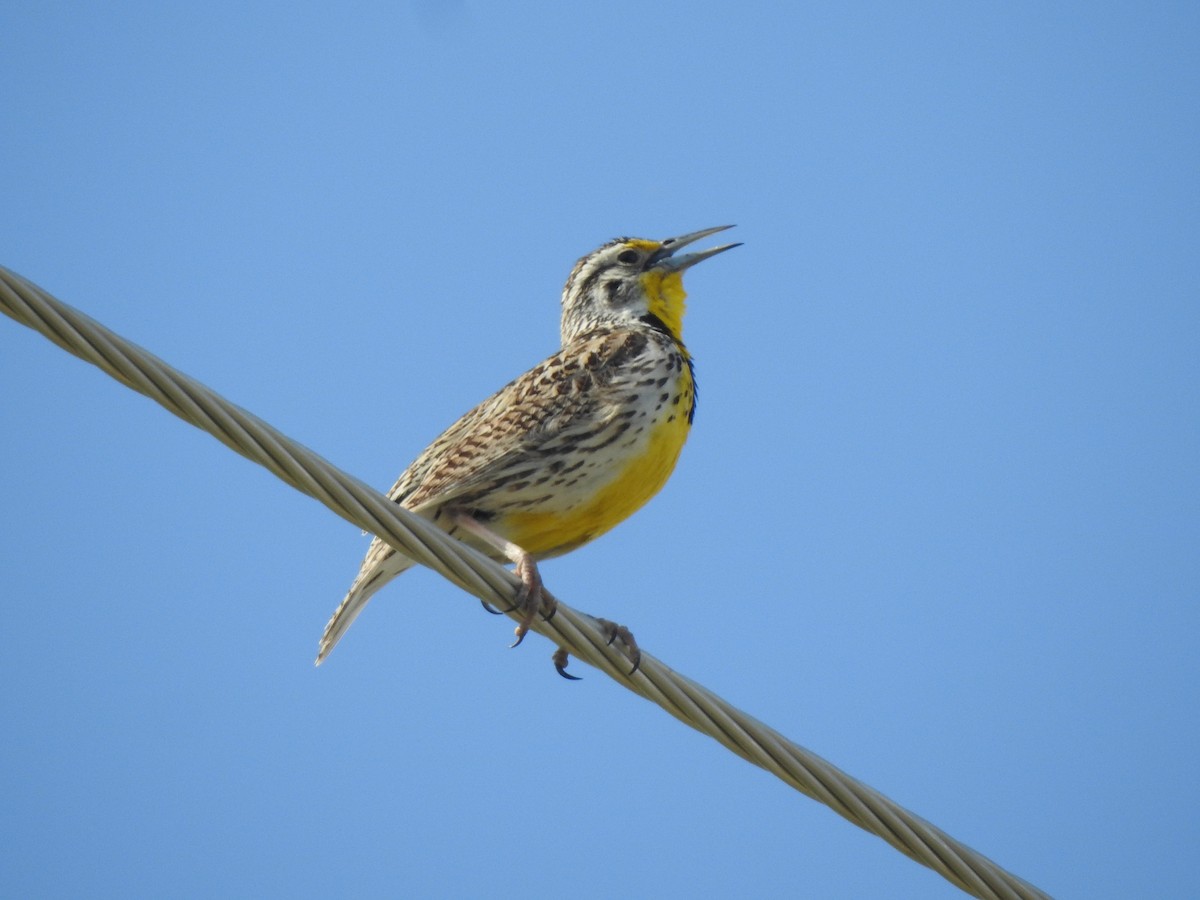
top-left (596, 618), bottom-right (642, 675)
top-left (552, 618), bottom-right (641, 679)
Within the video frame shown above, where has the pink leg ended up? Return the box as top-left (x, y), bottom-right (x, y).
top-left (451, 512), bottom-right (555, 646)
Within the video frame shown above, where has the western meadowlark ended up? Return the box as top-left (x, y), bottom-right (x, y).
top-left (316, 225), bottom-right (739, 667)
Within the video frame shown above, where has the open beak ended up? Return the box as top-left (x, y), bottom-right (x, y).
top-left (650, 225), bottom-right (741, 271)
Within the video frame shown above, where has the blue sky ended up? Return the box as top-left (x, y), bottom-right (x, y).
top-left (2, 3), bottom-right (1197, 897)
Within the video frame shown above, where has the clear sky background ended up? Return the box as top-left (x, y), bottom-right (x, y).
top-left (2, 4), bottom-right (1197, 898)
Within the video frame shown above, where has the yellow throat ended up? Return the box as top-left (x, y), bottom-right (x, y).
top-left (639, 263), bottom-right (689, 342)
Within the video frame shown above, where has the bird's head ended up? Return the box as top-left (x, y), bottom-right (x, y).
top-left (560, 225), bottom-right (739, 344)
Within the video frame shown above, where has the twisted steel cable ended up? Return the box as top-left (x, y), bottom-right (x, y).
top-left (0, 266), bottom-right (1051, 899)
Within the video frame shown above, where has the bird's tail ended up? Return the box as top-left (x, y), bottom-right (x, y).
top-left (315, 538), bottom-right (416, 665)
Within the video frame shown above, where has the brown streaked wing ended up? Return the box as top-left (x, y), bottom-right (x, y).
top-left (388, 329), bottom-right (649, 513)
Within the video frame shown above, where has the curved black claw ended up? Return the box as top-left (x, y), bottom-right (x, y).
top-left (480, 600), bottom-right (505, 615)
top-left (553, 648), bottom-right (582, 680)
top-left (510, 580), bottom-right (559, 648)
top-left (509, 586), bottom-right (536, 648)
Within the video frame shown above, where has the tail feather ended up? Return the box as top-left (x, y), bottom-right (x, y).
top-left (315, 538), bottom-right (416, 665)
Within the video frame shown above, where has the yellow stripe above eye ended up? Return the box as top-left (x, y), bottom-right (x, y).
top-left (625, 239), bottom-right (660, 253)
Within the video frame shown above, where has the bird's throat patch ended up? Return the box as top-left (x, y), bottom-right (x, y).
top-left (640, 270), bottom-right (687, 342)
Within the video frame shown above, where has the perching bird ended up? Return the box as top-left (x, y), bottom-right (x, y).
top-left (316, 226), bottom-right (739, 666)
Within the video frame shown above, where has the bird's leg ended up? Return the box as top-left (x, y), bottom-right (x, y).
top-left (451, 512), bottom-right (555, 646)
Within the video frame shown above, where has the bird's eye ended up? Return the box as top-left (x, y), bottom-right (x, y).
top-left (617, 249), bottom-right (640, 265)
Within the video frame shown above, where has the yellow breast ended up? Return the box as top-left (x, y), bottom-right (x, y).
top-left (498, 362), bottom-right (694, 558)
